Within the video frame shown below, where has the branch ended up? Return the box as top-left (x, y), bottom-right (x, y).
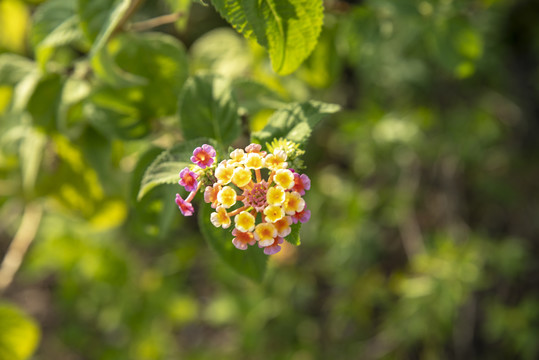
top-left (111, 0), bottom-right (146, 37)
top-left (397, 155), bottom-right (425, 259)
top-left (128, 12), bottom-right (184, 32)
top-left (0, 203), bottom-right (43, 293)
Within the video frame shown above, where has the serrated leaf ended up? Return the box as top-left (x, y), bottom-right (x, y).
top-left (0, 302), bottom-right (41, 360)
top-left (131, 147), bottom-right (179, 240)
top-left (112, 32), bottom-right (189, 116)
top-left (91, 46), bottom-right (147, 88)
top-left (31, 0), bottom-right (77, 47)
top-left (210, 0), bottom-right (324, 75)
top-left (286, 222), bottom-right (301, 246)
top-left (178, 74), bottom-right (240, 146)
top-left (83, 95), bottom-right (146, 140)
top-left (190, 28), bottom-right (251, 78)
top-left (26, 74), bottom-right (64, 132)
top-left (251, 100), bottom-right (340, 146)
top-left (138, 138), bottom-right (212, 201)
top-left (233, 78), bottom-right (286, 115)
top-left (79, 0), bottom-right (144, 87)
top-left (78, 0), bottom-right (129, 51)
top-left (36, 16), bottom-right (85, 69)
top-left (199, 202), bottom-right (267, 282)
top-left (0, 54), bottom-right (36, 86)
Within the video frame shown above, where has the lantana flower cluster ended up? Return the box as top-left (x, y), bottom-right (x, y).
top-left (175, 142), bottom-right (311, 255)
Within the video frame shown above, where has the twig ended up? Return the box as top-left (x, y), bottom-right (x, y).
top-left (0, 203), bottom-right (43, 293)
top-left (111, 0), bottom-right (146, 37)
top-left (398, 155), bottom-right (425, 259)
top-left (128, 12), bottom-right (184, 32)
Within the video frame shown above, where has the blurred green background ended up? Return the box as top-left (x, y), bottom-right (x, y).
top-left (1, 0), bottom-right (539, 359)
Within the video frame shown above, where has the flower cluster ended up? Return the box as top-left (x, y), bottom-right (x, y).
top-left (175, 142), bottom-right (311, 255)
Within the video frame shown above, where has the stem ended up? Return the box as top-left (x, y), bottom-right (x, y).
top-left (228, 206), bottom-right (248, 217)
top-left (0, 203), bottom-right (43, 293)
top-left (255, 169), bottom-right (262, 183)
top-left (112, 0), bottom-right (146, 37)
top-left (186, 182), bottom-right (202, 202)
top-left (267, 170), bottom-right (275, 186)
top-left (129, 12), bottom-right (184, 32)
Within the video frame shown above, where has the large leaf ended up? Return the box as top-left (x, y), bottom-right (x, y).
top-left (78, 0), bottom-right (130, 53)
top-left (31, 0), bottom-right (83, 69)
top-left (0, 54), bottom-right (35, 86)
top-left (83, 94), bottom-right (146, 140)
top-left (26, 74), bottom-right (64, 131)
top-left (130, 146), bottom-right (179, 240)
top-left (286, 222), bottom-right (301, 246)
top-left (137, 138), bottom-right (213, 201)
top-left (210, 0), bottom-right (324, 75)
top-left (112, 32), bottom-right (189, 116)
top-left (251, 100), bottom-right (340, 146)
top-left (0, 303), bottom-right (40, 360)
top-left (178, 74), bottom-right (240, 146)
top-left (31, 0), bottom-right (77, 47)
top-left (79, 0), bottom-right (141, 86)
top-left (199, 202), bottom-right (267, 282)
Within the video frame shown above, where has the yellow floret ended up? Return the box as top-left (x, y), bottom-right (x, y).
top-left (217, 186), bottom-right (237, 208)
top-left (232, 167), bottom-right (252, 188)
top-left (266, 186), bottom-right (285, 205)
top-left (265, 149), bottom-right (287, 170)
top-left (263, 205), bottom-right (284, 223)
top-left (215, 161), bottom-right (235, 184)
top-left (254, 222), bottom-right (277, 246)
top-left (234, 211), bottom-right (255, 232)
top-left (229, 149), bottom-right (246, 164)
top-left (283, 191), bottom-right (305, 215)
top-left (274, 216), bottom-right (292, 237)
top-left (245, 153), bottom-right (264, 169)
top-left (273, 169), bottom-right (294, 189)
top-left (210, 207), bottom-right (231, 228)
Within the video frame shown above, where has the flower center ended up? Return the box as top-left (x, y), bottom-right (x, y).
top-left (242, 181), bottom-right (268, 212)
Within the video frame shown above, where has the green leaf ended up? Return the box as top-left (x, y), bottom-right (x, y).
top-left (35, 16), bottom-right (85, 69)
top-left (0, 54), bottom-right (36, 86)
top-left (112, 32), bottom-right (189, 116)
top-left (286, 222), bottom-right (301, 246)
top-left (178, 74), bottom-right (241, 146)
top-left (131, 147), bottom-right (179, 240)
top-left (164, 0), bottom-right (192, 31)
top-left (251, 100), bottom-right (340, 146)
top-left (138, 138), bottom-right (212, 201)
top-left (83, 93), bottom-right (146, 140)
top-left (189, 28), bottom-right (251, 78)
top-left (26, 74), bottom-right (64, 132)
top-left (210, 0), bottom-right (324, 75)
top-left (31, 0), bottom-right (78, 48)
top-left (78, 0), bottom-right (129, 51)
top-left (199, 202), bottom-right (267, 282)
top-left (90, 46), bottom-right (147, 88)
top-left (233, 78), bottom-right (286, 115)
top-left (0, 302), bottom-right (41, 360)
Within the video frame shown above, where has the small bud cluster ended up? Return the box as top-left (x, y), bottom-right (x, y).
top-left (175, 142), bottom-right (311, 255)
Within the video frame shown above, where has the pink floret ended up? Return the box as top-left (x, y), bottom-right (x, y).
top-left (179, 167), bottom-right (199, 192)
top-left (291, 208), bottom-right (311, 224)
top-left (292, 173), bottom-right (311, 195)
top-left (259, 237), bottom-right (284, 255)
top-left (175, 193), bottom-right (194, 216)
top-left (190, 144), bottom-right (216, 168)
